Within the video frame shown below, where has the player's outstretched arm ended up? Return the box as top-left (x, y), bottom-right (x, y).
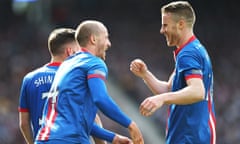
top-left (128, 121), bottom-right (144, 144)
top-left (130, 58), bottom-right (170, 94)
top-left (88, 76), bottom-right (144, 144)
top-left (93, 114), bottom-right (107, 144)
top-left (91, 123), bottom-right (133, 144)
top-left (130, 59), bottom-right (148, 78)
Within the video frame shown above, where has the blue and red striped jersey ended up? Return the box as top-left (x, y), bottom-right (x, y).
top-left (167, 36), bottom-right (216, 144)
top-left (36, 50), bottom-right (131, 143)
top-left (18, 62), bottom-right (61, 139)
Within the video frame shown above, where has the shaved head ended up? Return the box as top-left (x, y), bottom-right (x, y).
top-left (75, 20), bottom-right (107, 47)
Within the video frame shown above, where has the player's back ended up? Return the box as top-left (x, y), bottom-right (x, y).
top-left (36, 51), bottom-right (107, 143)
top-left (19, 62), bottom-right (61, 138)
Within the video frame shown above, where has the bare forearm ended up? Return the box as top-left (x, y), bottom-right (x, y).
top-left (142, 70), bottom-right (169, 94)
top-left (20, 125), bottom-right (34, 144)
top-left (128, 121), bottom-right (144, 144)
top-left (162, 83), bottom-right (205, 105)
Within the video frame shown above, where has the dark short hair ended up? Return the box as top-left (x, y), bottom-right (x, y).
top-left (48, 28), bottom-right (75, 56)
top-left (161, 1), bottom-right (196, 27)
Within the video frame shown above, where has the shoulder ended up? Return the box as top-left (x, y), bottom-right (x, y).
top-left (92, 57), bottom-right (106, 67)
top-left (179, 39), bottom-right (204, 57)
top-left (22, 65), bottom-right (54, 81)
top-left (23, 67), bottom-right (41, 80)
top-left (82, 53), bottom-right (107, 69)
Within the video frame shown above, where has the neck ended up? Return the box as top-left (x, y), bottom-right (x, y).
top-left (177, 29), bottom-right (194, 48)
top-left (51, 56), bottom-right (65, 63)
top-left (81, 46), bottom-right (96, 56)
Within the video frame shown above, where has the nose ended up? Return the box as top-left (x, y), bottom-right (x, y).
top-left (107, 40), bottom-right (111, 49)
top-left (160, 27), bottom-right (164, 34)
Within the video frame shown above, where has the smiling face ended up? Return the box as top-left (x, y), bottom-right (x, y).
top-left (95, 26), bottom-right (111, 60)
top-left (160, 12), bottom-right (182, 47)
top-left (160, 1), bottom-right (196, 48)
top-left (75, 20), bottom-right (112, 60)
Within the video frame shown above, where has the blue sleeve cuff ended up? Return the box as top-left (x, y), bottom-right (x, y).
top-left (90, 123), bottom-right (115, 142)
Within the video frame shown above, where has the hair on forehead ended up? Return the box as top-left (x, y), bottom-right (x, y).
top-left (162, 1), bottom-right (192, 11)
top-left (161, 1), bottom-right (195, 26)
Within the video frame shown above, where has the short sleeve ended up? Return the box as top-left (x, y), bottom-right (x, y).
top-left (18, 76), bottom-right (29, 112)
top-left (87, 59), bottom-right (108, 81)
top-left (178, 52), bottom-right (203, 80)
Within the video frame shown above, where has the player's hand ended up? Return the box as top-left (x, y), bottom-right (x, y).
top-left (128, 121), bottom-right (144, 144)
top-left (112, 134), bottom-right (133, 144)
top-left (139, 95), bottom-right (164, 116)
top-left (130, 59), bottom-right (148, 78)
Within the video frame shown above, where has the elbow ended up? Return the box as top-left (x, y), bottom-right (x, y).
top-left (93, 98), bottom-right (102, 108)
top-left (19, 120), bottom-right (24, 129)
top-left (191, 79), bottom-right (205, 102)
top-left (198, 89), bottom-right (205, 101)
top-left (188, 84), bottom-right (205, 103)
top-left (19, 120), bottom-right (29, 131)
top-left (195, 85), bottom-right (205, 101)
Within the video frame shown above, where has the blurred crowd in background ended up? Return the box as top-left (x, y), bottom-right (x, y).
top-left (0, 0), bottom-right (239, 143)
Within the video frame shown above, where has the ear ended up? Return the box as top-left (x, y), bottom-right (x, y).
top-left (177, 19), bottom-right (185, 30)
top-left (66, 47), bottom-right (72, 56)
top-left (90, 35), bottom-right (97, 45)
